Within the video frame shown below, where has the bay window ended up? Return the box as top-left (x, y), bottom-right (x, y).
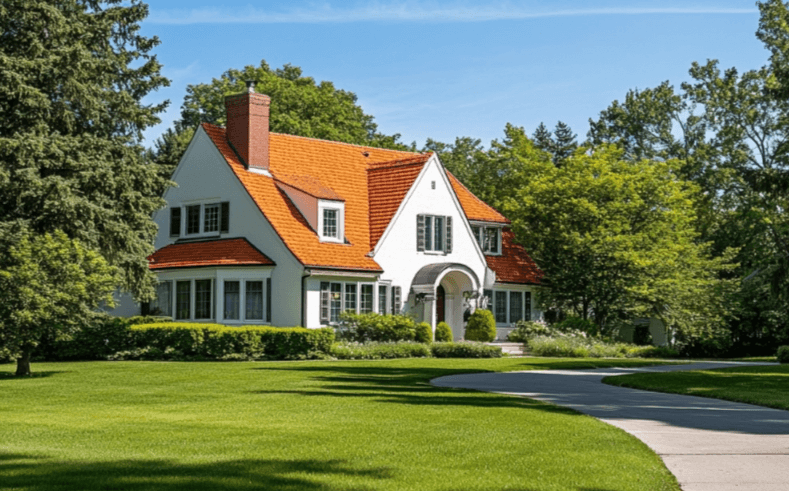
top-left (245, 281), bottom-right (264, 320)
top-left (224, 281), bottom-right (240, 320)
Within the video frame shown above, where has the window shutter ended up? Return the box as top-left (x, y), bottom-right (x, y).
top-left (266, 278), bottom-right (272, 322)
top-left (170, 208), bottom-right (181, 237)
top-left (320, 282), bottom-right (330, 323)
top-left (445, 216), bottom-right (452, 253)
top-left (524, 291), bottom-right (532, 321)
top-left (416, 215), bottom-right (425, 251)
top-left (220, 202), bottom-right (230, 233)
top-left (392, 286), bottom-right (402, 314)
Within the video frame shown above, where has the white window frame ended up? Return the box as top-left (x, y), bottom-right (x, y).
top-left (423, 214), bottom-right (448, 253)
top-left (471, 223), bottom-right (503, 256)
top-left (318, 200), bottom-right (345, 243)
top-left (220, 278), bottom-right (269, 324)
top-left (320, 280), bottom-right (376, 325)
top-left (492, 288), bottom-right (533, 325)
top-left (181, 200), bottom-right (223, 238)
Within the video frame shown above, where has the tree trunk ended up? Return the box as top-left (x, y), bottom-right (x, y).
top-left (15, 349), bottom-right (31, 377)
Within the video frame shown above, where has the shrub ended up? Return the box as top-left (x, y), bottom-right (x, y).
top-left (555, 316), bottom-right (599, 336)
top-left (777, 346), bottom-right (789, 364)
top-left (415, 322), bottom-right (432, 343)
top-left (435, 322), bottom-right (453, 342)
top-left (431, 342), bottom-right (503, 358)
top-left (35, 314), bottom-right (135, 361)
top-left (331, 342), bottom-right (431, 360)
top-left (337, 312), bottom-right (416, 343)
top-left (465, 309), bottom-right (496, 342)
top-left (506, 320), bottom-right (551, 342)
top-left (527, 335), bottom-right (678, 359)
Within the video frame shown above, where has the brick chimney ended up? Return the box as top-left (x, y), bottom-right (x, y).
top-left (224, 81), bottom-right (270, 172)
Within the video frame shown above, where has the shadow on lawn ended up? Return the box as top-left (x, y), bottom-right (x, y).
top-left (0, 453), bottom-right (393, 491)
top-left (251, 364), bottom-right (580, 415)
top-left (0, 371), bottom-right (67, 381)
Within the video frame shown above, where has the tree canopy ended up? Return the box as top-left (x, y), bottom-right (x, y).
top-left (0, 0), bottom-right (169, 300)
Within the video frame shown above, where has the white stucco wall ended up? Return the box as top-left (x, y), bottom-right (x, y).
top-left (372, 156), bottom-right (489, 331)
top-left (147, 127), bottom-right (305, 327)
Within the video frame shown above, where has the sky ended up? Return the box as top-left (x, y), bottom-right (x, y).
top-left (140, 1), bottom-right (768, 149)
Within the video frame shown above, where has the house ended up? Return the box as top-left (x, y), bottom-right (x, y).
top-left (124, 82), bottom-right (543, 340)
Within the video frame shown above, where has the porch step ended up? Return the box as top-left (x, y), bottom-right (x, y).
top-left (488, 342), bottom-right (526, 356)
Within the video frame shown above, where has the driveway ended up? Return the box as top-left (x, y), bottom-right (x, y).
top-left (432, 362), bottom-right (789, 491)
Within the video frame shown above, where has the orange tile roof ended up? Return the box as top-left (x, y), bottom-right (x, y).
top-left (273, 171), bottom-right (344, 201)
top-left (487, 229), bottom-right (543, 284)
top-left (149, 238), bottom-right (274, 270)
top-left (203, 123), bottom-right (423, 271)
top-left (447, 172), bottom-right (510, 224)
top-left (368, 155), bottom-right (431, 247)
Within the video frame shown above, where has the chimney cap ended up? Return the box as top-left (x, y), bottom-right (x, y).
top-left (245, 80), bottom-right (256, 93)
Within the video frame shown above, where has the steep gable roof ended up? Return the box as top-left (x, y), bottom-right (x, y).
top-left (447, 172), bottom-right (510, 224)
top-left (367, 154), bottom-right (432, 247)
top-left (203, 123), bottom-right (424, 271)
top-left (149, 238), bottom-right (274, 270)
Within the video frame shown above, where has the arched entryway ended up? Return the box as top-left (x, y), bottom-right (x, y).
top-left (411, 263), bottom-right (480, 341)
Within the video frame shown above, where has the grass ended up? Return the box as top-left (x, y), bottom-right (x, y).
top-left (0, 357), bottom-right (681, 491)
top-left (605, 363), bottom-right (789, 411)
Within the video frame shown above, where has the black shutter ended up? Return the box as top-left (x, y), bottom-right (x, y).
top-left (170, 208), bottom-right (181, 237)
top-left (445, 216), bottom-right (452, 253)
top-left (266, 277), bottom-right (272, 323)
top-left (417, 215), bottom-right (425, 251)
top-left (524, 291), bottom-right (532, 321)
top-left (320, 282), bottom-right (330, 323)
top-left (220, 202), bottom-right (230, 233)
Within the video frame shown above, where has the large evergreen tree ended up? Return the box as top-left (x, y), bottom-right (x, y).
top-left (0, 0), bottom-right (169, 299)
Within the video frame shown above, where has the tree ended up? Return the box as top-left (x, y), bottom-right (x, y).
top-left (0, 227), bottom-right (118, 376)
top-left (551, 121), bottom-right (578, 167)
top-left (502, 144), bottom-right (735, 343)
top-left (531, 122), bottom-right (554, 154)
top-left (153, 61), bottom-right (413, 180)
top-left (0, 0), bottom-right (169, 300)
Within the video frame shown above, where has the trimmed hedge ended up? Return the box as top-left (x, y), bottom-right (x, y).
top-left (331, 342), bottom-right (431, 360)
top-left (435, 322), bottom-right (453, 342)
top-left (431, 342), bottom-right (503, 358)
top-left (777, 346), bottom-right (789, 364)
top-left (126, 323), bottom-right (335, 360)
top-left (465, 309), bottom-right (496, 342)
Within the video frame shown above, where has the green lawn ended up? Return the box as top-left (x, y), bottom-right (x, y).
top-left (605, 364), bottom-right (789, 411)
top-left (0, 358), bottom-right (680, 491)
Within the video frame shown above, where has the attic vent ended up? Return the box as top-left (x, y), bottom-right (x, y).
top-left (362, 151), bottom-right (370, 157)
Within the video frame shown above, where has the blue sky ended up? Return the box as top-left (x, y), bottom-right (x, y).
top-left (140, 1), bottom-right (767, 149)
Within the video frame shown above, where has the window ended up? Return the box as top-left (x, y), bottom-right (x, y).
top-left (320, 282), bottom-right (331, 323)
top-left (224, 281), bottom-right (240, 320)
top-left (472, 225), bottom-right (501, 254)
top-left (151, 281), bottom-right (172, 316)
top-left (495, 291), bottom-right (507, 324)
top-left (246, 281), bottom-right (264, 320)
top-left (378, 285), bottom-right (388, 314)
top-left (322, 209), bottom-right (338, 239)
top-left (509, 291), bottom-right (523, 323)
top-left (182, 202), bottom-right (229, 236)
top-left (186, 205), bottom-right (201, 235)
top-left (391, 286), bottom-right (402, 314)
top-left (204, 204), bottom-right (220, 233)
top-left (329, 283), bottom-right (343, 323)
top-left (176, 281), bottom-right (191, 320)
top-left (417, 215), bottom-right (453, 253)
top-left (195, 280), bottom-right (212, 319)
top-left (170, 208), bottom-right (181, 237)
top-left (360, 284), bottom-right (374, 313)
top-left (344, 284), bottom-right (357, 313)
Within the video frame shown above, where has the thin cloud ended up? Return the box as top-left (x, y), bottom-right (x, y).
top-left (149, 4), bottom-right (758, 25)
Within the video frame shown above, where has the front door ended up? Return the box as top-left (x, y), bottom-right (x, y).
top-left (436, 285), bottom-right (445, 324)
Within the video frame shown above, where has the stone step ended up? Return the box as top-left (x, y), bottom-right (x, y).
top-left (488, 342), bottom-right (526, 356)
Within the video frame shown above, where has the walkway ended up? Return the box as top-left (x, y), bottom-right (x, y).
top-left (432, 362), bottom-right (789, 491)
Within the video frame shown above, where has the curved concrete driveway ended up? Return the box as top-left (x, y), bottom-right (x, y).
top-left (432, 362), bottom-right (789, 491)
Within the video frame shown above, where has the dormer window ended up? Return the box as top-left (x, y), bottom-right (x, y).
top-left (472, 224), bottom-right (502, 255)
top-left (318, 200), bottom-right (345, 243)
top-left (322, 209), bottom-right (338, 239)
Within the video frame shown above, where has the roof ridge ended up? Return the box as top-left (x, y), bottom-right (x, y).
top-left (268, 132), bottom-right (422, 155)
top-left (367, 153), bottom-right (432, 170)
